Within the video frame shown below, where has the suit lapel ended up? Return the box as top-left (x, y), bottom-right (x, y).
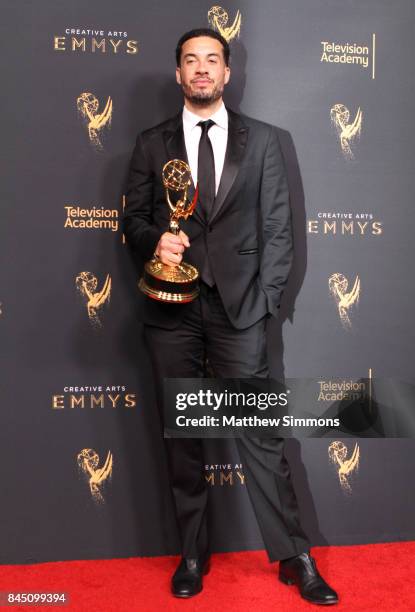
top-left (209, 108), bottom-right (249, 224)
top-left (163, 113), bottom-right (204, 224)
top-left (162, 108), bottom-right (249, 226)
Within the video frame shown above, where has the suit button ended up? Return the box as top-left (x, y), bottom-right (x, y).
top-left (208, 226), bottom-right (213, 232)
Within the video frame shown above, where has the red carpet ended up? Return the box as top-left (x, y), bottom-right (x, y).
top-left (0, 542), bottom-right (414, 611)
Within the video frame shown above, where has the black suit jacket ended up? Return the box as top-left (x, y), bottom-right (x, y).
top-left (123, 107), bottom-right (293, 330)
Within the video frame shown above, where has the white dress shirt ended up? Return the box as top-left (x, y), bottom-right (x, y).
top-left (182, 102), bottom-right (228, 196)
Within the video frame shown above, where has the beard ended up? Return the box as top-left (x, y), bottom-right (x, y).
top-left (181, 81), bottom-right (224, 107)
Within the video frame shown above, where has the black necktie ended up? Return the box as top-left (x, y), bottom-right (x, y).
top-left (197, 119), bottom-right (216, 286)
top-left (197, 119), bottom-right (215, 221)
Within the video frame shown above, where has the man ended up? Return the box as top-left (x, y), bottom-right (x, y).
top-left (123, 28), bottom-right (338, 605)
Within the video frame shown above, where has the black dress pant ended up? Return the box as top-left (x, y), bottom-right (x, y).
top-left (143, 282), bottom-right (310, 562)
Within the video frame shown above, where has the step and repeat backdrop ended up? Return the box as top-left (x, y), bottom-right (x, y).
top-left (1, 0), bottom-right (415, 563)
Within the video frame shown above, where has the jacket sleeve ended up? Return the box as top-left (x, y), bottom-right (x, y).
top-left (259, 126), bottom-right (293, 317)
top-left (122, 132), bottom-right (161, 261)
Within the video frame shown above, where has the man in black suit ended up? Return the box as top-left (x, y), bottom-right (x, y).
top-left (123, 28), bottom-right (338, 605)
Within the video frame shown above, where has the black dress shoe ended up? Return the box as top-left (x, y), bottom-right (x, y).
top-left (171, 555), bottom-right (210, 598)
top-left (279, 552), bottom-right (338, 605)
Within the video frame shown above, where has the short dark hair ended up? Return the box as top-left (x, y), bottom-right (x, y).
top-left (176, 28), bottom-right (230, 67)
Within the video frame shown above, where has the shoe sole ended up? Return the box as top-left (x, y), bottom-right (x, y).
top-left (172, 588), bottom-right (202, 599)
top-left (279, 575), bottom-right (338, 605)
top-left (171, 562), bottom-right (210, 598)
top-left (279, 573), bottom-right (295, 585)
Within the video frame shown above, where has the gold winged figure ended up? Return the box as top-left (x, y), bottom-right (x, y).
top-left (77, 93), bottom-right (113, 150)
top-left (77, 449), bottom-right (113, 503)
top-left (329, 441), bottom-right (360, 493)
top-left (330, 104), bottom-right (362, 159)
top-left (329, 273), bottom-right (360, 328)
top-left (75, 272), bottom-right (112, 327)
top-left (208, 6), bottom-right (242, 42)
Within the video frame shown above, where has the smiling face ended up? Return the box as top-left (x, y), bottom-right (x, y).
top-left (176, 36), bottom-right (230, 108)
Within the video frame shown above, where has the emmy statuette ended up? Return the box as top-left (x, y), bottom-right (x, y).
top-left (139, 159), bottom-right (200, 303)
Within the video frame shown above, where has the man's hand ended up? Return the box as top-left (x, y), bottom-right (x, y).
top-left (155, 230), bottom-right (190, 266)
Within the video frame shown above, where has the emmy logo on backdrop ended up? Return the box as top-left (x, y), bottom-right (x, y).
top-left (139, 159), bottom-right (200, 303)
top-left (208, 6), bottom-right (242, 42)
top-left (75, 271), bottom-right (111, 327)
top-left (329, 273), bottom-right (360, 329)
top-left (77, 93), bottom-right (113, 150)
top-left (328, 441), bottom-right (360, 493)
top-left (330, 104), bottom-right (362, 159)
top-left (77, 449), bottom-right (113, 503)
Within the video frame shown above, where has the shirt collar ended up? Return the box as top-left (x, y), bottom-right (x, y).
top-left (182, 101), bottom-right (228, 131)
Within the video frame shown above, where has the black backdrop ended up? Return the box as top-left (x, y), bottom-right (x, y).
top-left (1, 0), bottom-right (415, 564)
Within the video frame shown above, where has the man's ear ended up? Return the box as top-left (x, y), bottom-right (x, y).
top-left (224, 66), bottom-right (231, 85)
top-left (176, 67), bottom-right (181, 85)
